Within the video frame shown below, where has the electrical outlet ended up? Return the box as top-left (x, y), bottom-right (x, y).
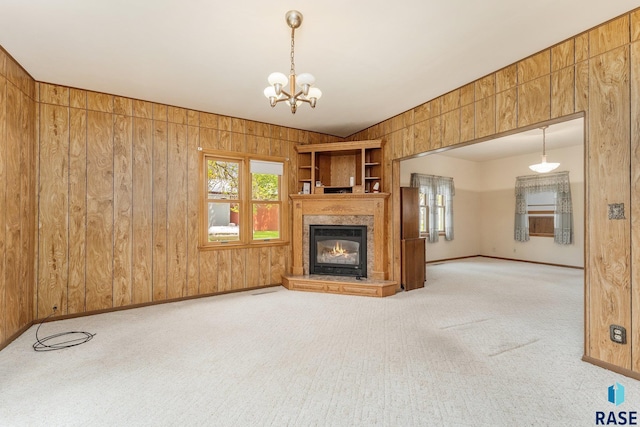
top-left (610, 325), bottom-right (626, 344)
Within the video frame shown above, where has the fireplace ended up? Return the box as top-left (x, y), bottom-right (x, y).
top-left (309, 225), bottom-right (367, 278)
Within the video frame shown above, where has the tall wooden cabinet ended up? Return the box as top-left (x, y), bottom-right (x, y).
top-left (295, 140), bottom-right (383, 194)
top-left (400, 187), bottom-right (425, 291)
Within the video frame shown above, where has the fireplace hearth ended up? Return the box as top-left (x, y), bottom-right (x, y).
top-left (309, 225), bottom-right (367, 277)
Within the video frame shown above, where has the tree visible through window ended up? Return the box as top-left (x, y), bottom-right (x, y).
top-left (207, 159), bottom-right (240, 242)
top-left (202, 153), bottom-right (286, 247)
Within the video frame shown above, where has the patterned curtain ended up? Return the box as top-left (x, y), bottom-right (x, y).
top-left (514, 171), bottom-right (573, 245)
top-left (410, 174), bottom-right (455, 242)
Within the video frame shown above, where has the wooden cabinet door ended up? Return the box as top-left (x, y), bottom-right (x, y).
top-left (401, 238), bottom-right (425, 291)
top-left (401, 187), bottom-right (420, 239)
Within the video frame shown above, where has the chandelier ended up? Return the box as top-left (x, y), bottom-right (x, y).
top-left (263, 10), bottom-right (322, 114)
top-left (529, 126), bottom-right (560, 173)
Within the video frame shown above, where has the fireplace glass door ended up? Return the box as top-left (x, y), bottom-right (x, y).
top-left (309, 225), bottom-right (367, 277)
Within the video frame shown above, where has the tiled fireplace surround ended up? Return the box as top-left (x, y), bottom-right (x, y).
top-left (284, 194), bottom-right (396, 297)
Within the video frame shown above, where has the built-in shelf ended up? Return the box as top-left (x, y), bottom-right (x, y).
top-left (295, 140), bottom-right (384, 195)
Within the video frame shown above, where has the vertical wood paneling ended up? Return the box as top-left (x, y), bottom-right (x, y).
top-left (68, 108), bottom-right (87, 314)
top-left (87, 92), bottom-right (113, 113)
top-left (551, 67), bottom-right (575, 118)
top-left (0, 76), bottom-right (6, 340)
top-left (475, 96), bottom-right (495, 138)
top-left (588, 46), bottom-right (631, 368)
top-left (259, 247), bottom-right (270, 286)
top-left (85, 111), bottom-right (114, 311)
top-left (167, 123), bottom-right (188, 299)
top-left (496, 88), bottom-right (517, 133)
top-left (460, 103), bottom-right (475, 142)
top-left (413, 103), bottom-right (430, 123)
top-left (430, 116), bottom-right (442, 151)
top-left (517, 76), bottom-right (551, 127)
top-left (114, 97), bottom-right (132, 116)
top-left (133, 100), bottom-right (152, 119)
top-left (413, 120), bottom-right (430, 153)
top-left (496, 64), bottom-right (517, 92)
top-left (217, 249), bottom-right (231, 292)
top-left (0, 58), bottom-right (37, 342)
top-left (441, 110), bottom-right (460, 148)
top-left (631, 40), bottom-right (640, 373)
top-left (70, 88), bottom-right (86, 109)
top-left (270, 246), bottom-right (286, 285)
top-left (152, 120), bottom-right (168, 301)
top-left (186, 126), bottom-right (199, 296)
top-left (198, 251), bottom-right (218, 294)
top-left (39, 83), bottom-right (69, 106)
top-left (19, 91), bottom-right (35, 326)
top-left (5, 84), bottom-right (21, 330)
top-left (37, 103), bottom-right (69, 318)
top-left (132, 118), bottom-right (153, 304)
top-left (576, 61), bottom-right (590, 112)
top-left (517, 51), bottom-right (550, 83)
top-left (231, 248), bottom-right (245, 289)
top-left (632, 10), bottom-right (640, 41)
top-left (113, 115), bottom-right (133, 307)
top-left (441, 90), bottom-right (460, 112)
top-left (552, 39), bottom-right (575, 71)
top-left (245, 247), bottom-right (259, 288)
top-left (475, 75), bottom-right (495, 99)
top-left (589, 15), bottom-right (630, 58)
top-left (576, 33), bottom-right (590, 63)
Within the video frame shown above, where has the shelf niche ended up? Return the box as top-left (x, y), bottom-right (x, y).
top-left (295, 140), bottom-right (383, 195)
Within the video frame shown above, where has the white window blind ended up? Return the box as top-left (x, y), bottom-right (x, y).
top-left (250, 160), bottom-right (283, 175)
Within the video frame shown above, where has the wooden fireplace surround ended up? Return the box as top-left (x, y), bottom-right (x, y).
top-left (283, 193), bottom-right (397, 297)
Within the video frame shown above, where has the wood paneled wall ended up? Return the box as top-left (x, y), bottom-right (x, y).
top-left (0, 48), bottom-right (37, 346)
top-left (347, 11), bottom-right (640, 376)
top-left (35, 84), bottom-right (338, 320)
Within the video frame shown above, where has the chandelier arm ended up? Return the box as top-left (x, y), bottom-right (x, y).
top-left (279, 89), bottom-right (293, 99)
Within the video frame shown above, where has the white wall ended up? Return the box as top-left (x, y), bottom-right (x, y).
top-left (400, 155), bottom-right (481, 262)
top-left (400, 141), bottom-right (584, 267)
top-left (479, 144), bottom-right (584, 267)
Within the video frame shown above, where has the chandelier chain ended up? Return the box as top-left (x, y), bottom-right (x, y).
top-left (290, 28), bottom-right (296, 76)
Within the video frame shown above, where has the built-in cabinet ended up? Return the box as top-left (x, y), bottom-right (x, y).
top-left (296, 140), bottom-right (383, 195)
top-left (400, 187), bottom-right (425, 291)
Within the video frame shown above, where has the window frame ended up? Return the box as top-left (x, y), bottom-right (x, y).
top-left (526, 191), bottom-right (555, 238)
top-left (419, 192), bottom-right (446, 237)
top-left (199, 150), bottom-right (288, 249)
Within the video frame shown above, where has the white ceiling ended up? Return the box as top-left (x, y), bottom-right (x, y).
top-left (0, 1), bottom-right (637, 137)
top-left (438, 118), bottom-right (584, 162)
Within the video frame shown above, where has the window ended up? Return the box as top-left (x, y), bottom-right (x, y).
top-left (411, 173), bottom-right (455, 242)
top-left (526, 191), bottom-right (555, 237)
top-left (419, 193), bottom-right (445, 235)
top-left (514, 171), bottom-right (573, 245)
top-left (201, 152), bottom-right (287, 248)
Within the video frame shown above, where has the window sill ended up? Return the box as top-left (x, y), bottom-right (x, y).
top-left (420, 232), bottom-right (446, 238)
top-left (199, 240), bottom-right (289, 251)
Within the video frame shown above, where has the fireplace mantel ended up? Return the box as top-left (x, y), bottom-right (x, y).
top-left (285, 193), bottom-right (396, 297)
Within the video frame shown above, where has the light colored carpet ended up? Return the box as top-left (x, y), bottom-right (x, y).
top-left (0, 257), bottom-right (638, 426)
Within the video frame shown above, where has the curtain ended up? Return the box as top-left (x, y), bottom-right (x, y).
top-left (514, 171), bottom-right (573, 245)
top-left (410, 173), bottom-right (455, 242)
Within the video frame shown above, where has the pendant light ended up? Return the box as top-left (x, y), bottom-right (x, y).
top-left (529, 126), bottom-right (560, 173)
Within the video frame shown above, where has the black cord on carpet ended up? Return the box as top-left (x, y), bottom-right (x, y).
top-left (32, 312), bottom-right (95, 352)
